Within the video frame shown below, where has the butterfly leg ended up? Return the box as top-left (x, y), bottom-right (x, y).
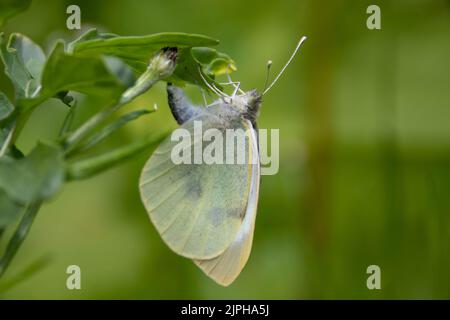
top-left (232, 82), bottom-right (241, 98)
top-left (167, 84), bottom-right (203, 125)
top-left (200, 88), bottom-right (208, 107)
top-left (220, 74), bottom-right (245, 98)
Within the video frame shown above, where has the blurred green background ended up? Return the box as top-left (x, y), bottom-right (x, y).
top-left (1, 0), bottom-right (449, 299)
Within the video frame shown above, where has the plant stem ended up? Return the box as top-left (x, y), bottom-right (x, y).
top-left (0, 120), bottom-right (16, 157)
top-left (63, 103), bottom-right (122, 154)
top-left (119, 68), bottom-right (159, 105)
top-left (0, 254), bottom-right (51, 293)
top-left (65, 132), bottom-right (166, 180)
top-left (0, 201), bottom-right (42, 278)
top-left (58, 101), bottom-right (78, 138)
top-left (62, 70), bottom-right (160, 155)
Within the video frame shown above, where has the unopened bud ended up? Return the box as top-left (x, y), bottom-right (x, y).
top-left (120, 47), bottom-right (178, 104)
top-left (148, 47), bottom-right (178, 79)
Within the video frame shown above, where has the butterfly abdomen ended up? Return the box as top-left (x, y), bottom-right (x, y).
top-left (167, 84), bottom-right (203, 124)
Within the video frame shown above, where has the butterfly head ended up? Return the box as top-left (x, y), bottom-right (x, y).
top-left (227, 89), bottom-right (262, 121)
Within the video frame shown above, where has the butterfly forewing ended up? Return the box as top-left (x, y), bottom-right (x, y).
top-left (139, 113), bottom-right (254, 260)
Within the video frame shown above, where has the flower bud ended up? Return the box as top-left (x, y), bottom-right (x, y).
top-left (147, 47), bottom-right (178, 79)
top-left (120, 47), bottom-right (178, 104)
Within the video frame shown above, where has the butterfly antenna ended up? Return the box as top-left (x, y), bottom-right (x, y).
top-left (262, 36), bottom-right (307, 95)
top-left (262, 60), bottom-right (273, 92)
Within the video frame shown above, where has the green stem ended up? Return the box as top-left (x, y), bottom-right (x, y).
top-left (10, 110), bottom-right (31, 145)
top-left (0, 201), bottom-right (42, 278)
top-left (119, 68), bottom-right (159, 105)
top-left (62, 69), bottom-right (160, 155)
top-left (65, 133), bottom-right (166, 180)
top-left (63, 103), bottom-right (121, 154)
top-left (58, 101), bottom-right (78, 138)
top-left (0, 255), bottom-right (51, 293)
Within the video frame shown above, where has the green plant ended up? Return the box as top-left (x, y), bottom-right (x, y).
top-left (0, 4), bottom-right (236, 281)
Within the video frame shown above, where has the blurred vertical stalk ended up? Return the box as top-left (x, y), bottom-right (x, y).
top-left (301, 0), bottom-right (338, 297)
top-left (377, 25), bottom-right (401, 298)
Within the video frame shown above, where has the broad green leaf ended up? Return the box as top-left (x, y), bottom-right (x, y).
top-left (72, 32), bottom-right (218, 61)
top-left (0, 0), bottom-right (32, 29)
top-left (19, 41), bottom-right (125, 112)
top-left (76, 109), bottom-right (153, 153)
top-left (0, 33), bottom-right (45, 99)
top-left (0, 189), bottom-right (22, 228)
top-left (70, 31), bottom-right (231, 90)
top-left (0, 143), bottom-right (64, 204)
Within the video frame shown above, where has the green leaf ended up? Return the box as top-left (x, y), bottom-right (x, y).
top-left (192, 47), bottom-right (236, 75)
top-left (58, 101), bottom-right (78, 137)
top-left (0, 93), bottom-right (15, 155)
top-left (67, 28), bottom-right (117, 54)
top-left (169, 47), bottom-right (215, 89)
top-left (19, 41), bottom-right (125, 112)
top-left (0, 0), bottom-right (32, 29)
top-left (0, 92), bottom-right (14, 121)
top-left (104, 56), bottom-right (135, 88)
top-left (70, 32), bottom-right (231, 90)
top-left (76, 109), bottom-right (153, 153)
top-left (0, 189), bottom-right (23, 228)
top-left (68, 29), bottom-right (135, 87)
top-left (0, 33), bottom-right (45, 99)
top-left (72, 32), bottom-right (218, 61)
top-left (2, 144), bottom-right (23, 159)
top-left (0, 143), bottom-right (64, 204)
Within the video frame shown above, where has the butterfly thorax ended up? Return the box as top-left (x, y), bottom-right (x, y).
top-left (166, 84), bottom-right (261, 128)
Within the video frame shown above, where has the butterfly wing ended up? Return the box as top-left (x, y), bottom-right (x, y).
top-left (194, 119), bottom-right (260, 286)
top-left (139, 113), bottom-right (254, 260)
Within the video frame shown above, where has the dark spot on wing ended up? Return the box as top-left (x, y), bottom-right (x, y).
top-left (208, 207), bottom-right (223, 227)
top-left (229, 207), bottom-right (244, 218)
top-left (208, 207), bottom-right (242, 228)
top-left (187, 174), bottom-right (202, 199)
